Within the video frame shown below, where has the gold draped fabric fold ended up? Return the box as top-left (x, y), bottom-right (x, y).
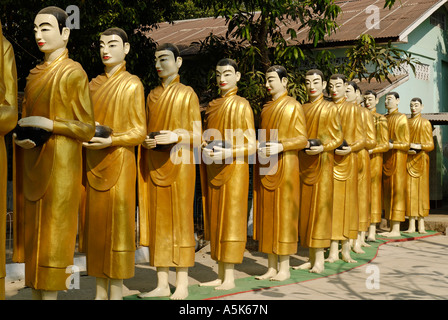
top-left (13, 49), bottom-right (95, 291)
top-left (85, 63), bottom-right (146, 279)
top-left (331, 99), bottom-right (365, 240)
top-left (138, 76), bottom-right (201, 267)
top-left (369, 108), bottom-right (389, 224)
top-left (358, 106), bottom-right (376, 231)
top-left (383, 109), bottom-right (410, 222)
top-left (202, 87), bottom-right (255, 263)
top-left (253, 93), bottom-right (308, 255)
top-left (406, 114), bottom-right (434, 218)
top-left (298, 95), bottom-right (343, 248)
top-left (1, 27), bottom-right (18, 299)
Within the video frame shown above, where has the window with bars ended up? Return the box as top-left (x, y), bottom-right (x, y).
top-left (430, 11), bottom-right (446, 30)
top-left (393, 62), bottom-right (430, 81)
top-left (415, 63), bottom-right (431, 81)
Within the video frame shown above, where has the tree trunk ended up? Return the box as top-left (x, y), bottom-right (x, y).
top-left (255, 17), bottom-right (270, 72)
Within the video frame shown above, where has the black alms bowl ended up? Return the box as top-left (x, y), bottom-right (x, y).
top-left (204, 140), bottom-right (231, 150)
top-left (94, 125), bottom-right (113, 138)
top-left (14, 125), bottom-right (52, 147)
top-left (305, 138), bottom-right (322, 150)
top-left (336, 139), bottom-right (349, 150)
top-left (148, 131), bottom-right (176, 151)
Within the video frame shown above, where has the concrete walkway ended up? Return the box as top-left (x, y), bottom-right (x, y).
top-left (5, 229), bottom-right (448, 301)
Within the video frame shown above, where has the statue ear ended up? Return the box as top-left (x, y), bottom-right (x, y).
top-left (322, 80), bottom-right (327, 90)
top-left (61, 27), bottom-right (70, 42)
top-left (124, 42), bottom-right (130, 55)
top-left (235, 71), bottom-right (241, 82)
top-left (176, 56), bottom-right (183, 69)
top-left (281, 77), bottom-right (288, 87)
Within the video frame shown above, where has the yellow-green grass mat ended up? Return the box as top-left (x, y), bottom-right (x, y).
top-left (124, 231), bottom-right (441, 300)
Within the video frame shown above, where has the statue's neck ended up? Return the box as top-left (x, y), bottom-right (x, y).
top-left (44, 47), bottom-right (66, 64)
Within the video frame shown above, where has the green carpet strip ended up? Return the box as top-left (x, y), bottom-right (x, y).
top-left (124, 231), bottom-right (441, 300)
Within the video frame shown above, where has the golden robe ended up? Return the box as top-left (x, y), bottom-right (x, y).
top-left (202, 87), bottom-right (255, 264)
top-left (383, 109), bottom-right (410, 222)
top-left (253, 93), bottom-right (308, 256)
top-left (299, 95), bottom-right (343, 248)
top-left (406, 114), bottom-right (434, 218)
top-left (1, 29), bottom-right (18, 300)
top-left (369, 108), bottom-right (389, 224)
top-left (138, 76), bottom-right (201, 268)
top-left (85, 62), bottom-right (146, 279)
top-left (331, 98), bottom-right (365, 240)
top-left (357, 106), bottom-right (376, 232)
top-left (14, 50), bottom-right (95, 291)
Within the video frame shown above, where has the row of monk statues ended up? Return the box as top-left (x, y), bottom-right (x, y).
top-left (0, 6), bottom-right (434, 300)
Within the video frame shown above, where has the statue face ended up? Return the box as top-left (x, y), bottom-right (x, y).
top-left (33, 14), bottom-right (69, 53)
top-left (216, 64), bottom-right (241, 94)
top-left (100, 34), bottom-right (129, 67)
top-left (155, 49), bottom-right (181, 80)
top-left (305, 74), bottom-right (326, 98)
top-left (385, 94), bottom-right (399, 110)
top-left (410, 100), bottom-right (423, 116)
top-left (345, 84), bottom-right (358, 103)
top-left (364, 94), bottom-right (378, 111)
top-left (328, 78), bottom-right (346, 101)
top-left (265, 71), bottom-right (287, 98)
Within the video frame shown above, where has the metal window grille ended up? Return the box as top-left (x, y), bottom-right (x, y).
top-left (415, 63), bottom-right (431, 81)
top-left (430, 12), bottom-right (446, 30)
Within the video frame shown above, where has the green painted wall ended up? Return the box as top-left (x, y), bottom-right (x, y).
top-left (315, 8), bottom-right (448, 201)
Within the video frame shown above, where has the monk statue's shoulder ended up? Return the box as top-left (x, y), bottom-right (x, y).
top-left (178, 82), bottom-right (198, 95)
top-left (63, 59), bottom-right (89, 81)
top-left (124, 72), bottom-right (144, 89)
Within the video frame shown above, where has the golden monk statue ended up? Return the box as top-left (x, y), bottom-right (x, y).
top-left (200, 58), bottom-right (256, 289)
top-left (325, 75), bottom-right (365, 264)
top-left (138, 43), bottom-right (201, 300)
top-left (253, 65), bottom-right (308, 281)
top-left (364, 90), bottom-right (389, 241)
top-left (346, 81), bottom-right (376, 253)
top-left (0, 21), bottom-right (18, 300)
top-left (82, 28), bottom-right (146, 300)
top-left (382, 92), bottom-right (410, 237)
top-left (404, 98), bottom-right (434, 233)
top-left (13, 7), bottom-right (95, 300)
top-left (293, 70), bottom-right (343, 273)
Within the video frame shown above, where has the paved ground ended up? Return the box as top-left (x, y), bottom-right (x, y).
top-left (218, 233), bottom-right (448, 300)
top-left (5, 228), bottom-right (448, 302)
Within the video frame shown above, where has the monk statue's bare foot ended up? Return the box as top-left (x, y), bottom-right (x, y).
top-left (270, 270), bottom-right (290, 282)
top-left (170, 286), bottom-right (188, 300)
top-left (255, 269), bottom-right (277, 280)
top-left (342, 255), bottom-right (357, 263)
top-left (352, 243), bottom-right (365, 254)
top-left (309, 262), bottom-right (324, 274)
top-left (138, 286), bottom-right (171, 298)
top-left (361, 239), bottom-right (371, 247)
top-left (292, 262), bottom-right (311, 270)
top-left (379, 230), bottom-right (401, 237)
top-left (199, 279), bottom-right (222, 287)
top-left (215, 280), bottom-right (235, 291)
top-left (325, 253), bottom-right (340, 263)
